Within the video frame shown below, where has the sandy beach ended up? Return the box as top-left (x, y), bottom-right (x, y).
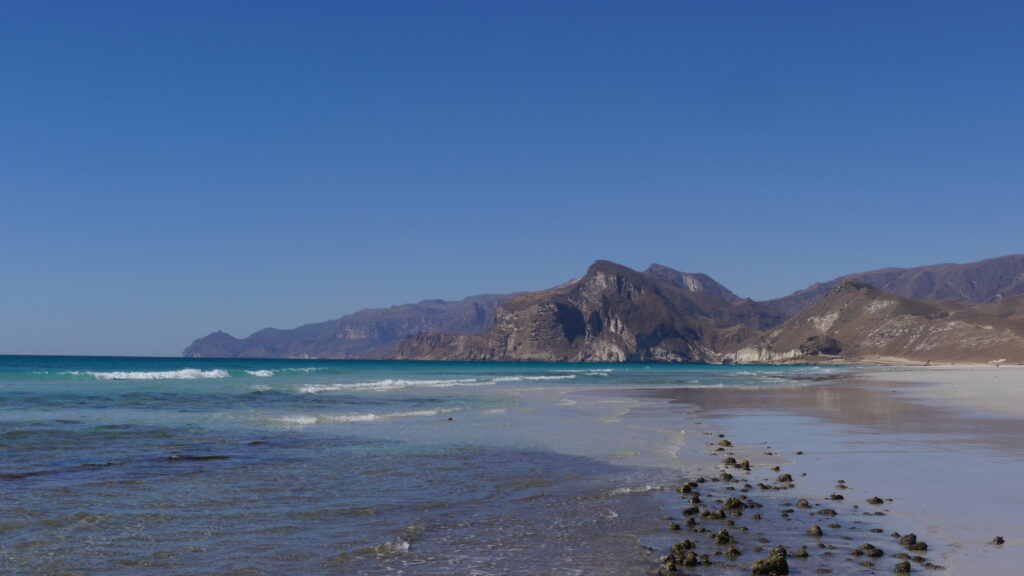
top-left (632, 365), bottom-right (1024, 575)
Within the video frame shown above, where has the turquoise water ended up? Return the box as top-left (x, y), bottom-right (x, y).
top-left (0, 356), bottom-right (837, 575)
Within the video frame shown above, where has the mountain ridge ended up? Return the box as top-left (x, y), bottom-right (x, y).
top-left (183, 254), bottom-right (1024, 364)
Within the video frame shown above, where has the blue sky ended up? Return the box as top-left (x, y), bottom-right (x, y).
top-left (2, 1), bottom-right (1022, 356)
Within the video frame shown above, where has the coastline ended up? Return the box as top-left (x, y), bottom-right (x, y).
top-left (623, 365), bottom-right (1023, 574)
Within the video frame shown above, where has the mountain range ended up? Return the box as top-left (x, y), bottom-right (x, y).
top-left (184, 254), bottom-right (1024, 364)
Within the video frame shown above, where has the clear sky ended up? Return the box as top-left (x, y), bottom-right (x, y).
top-left (2, 1), bottom-right (1022, 356)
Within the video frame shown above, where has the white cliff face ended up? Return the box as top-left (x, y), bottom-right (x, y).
top-left (724, 345), bottom-right (804, 364)
top-left (808, 312), bottom-right (840, 333)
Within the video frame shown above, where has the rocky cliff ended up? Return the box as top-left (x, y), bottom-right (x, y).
top-left (396, 261), bottom-right (784, 362)
top-left (643, 263), bottom-right (741, 302)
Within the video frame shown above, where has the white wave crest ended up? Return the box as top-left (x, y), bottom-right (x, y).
top-left (554, 368), bottom-right (613, 375)
top-left (608, 484), bottom-right (661, 496)
top-left (245, 370), bottom-right (275, 377)
top-left (75, 369), bottom-right (231, 380)
top-left (373, 537), bottom-right (410, 554)
top-left (490, 374), bottom-right (576, 382)
top-left (298, 378), bottom-right (486, 393)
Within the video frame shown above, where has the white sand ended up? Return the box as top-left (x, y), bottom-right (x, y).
top-left (646, 366), bottom-right (1024, 574)
top-left (863, 365), bottom-right (1024, 418)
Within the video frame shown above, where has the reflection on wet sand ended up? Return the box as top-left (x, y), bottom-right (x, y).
top-left (641, 379), bottom-right (1024, 456)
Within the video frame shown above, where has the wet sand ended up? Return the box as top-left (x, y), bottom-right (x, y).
top-left (633, 366), bottom-right (1024, 574)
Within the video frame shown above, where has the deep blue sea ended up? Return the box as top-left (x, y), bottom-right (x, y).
top-left (0, 356), bottom-right (838, 575)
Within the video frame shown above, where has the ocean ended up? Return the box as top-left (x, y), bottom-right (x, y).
top-left (0, 356), bottom-right (839, 575)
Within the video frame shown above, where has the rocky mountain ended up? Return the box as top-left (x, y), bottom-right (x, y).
top-left (728, 280), bottom-right (1024, 364)
top-left (183, 254), bottom-right (1024, 364)
top-left (765, 254), bottom-right (1024, 317)
top-left (396, 261), bottom-right (785, 363)
top-left (643, 263), bottom-right (741, 302)
top-left (183, 294), bottom-right (508, 359)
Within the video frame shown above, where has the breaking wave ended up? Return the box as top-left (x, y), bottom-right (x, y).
top-left (298, 378), bottom-right (486, 393)
top-left (245, 370), bottom-right (275, 377)
top-left (69, 369), bottom-right (231, 380)
top-left (298, 373), bottom-right (576, 393)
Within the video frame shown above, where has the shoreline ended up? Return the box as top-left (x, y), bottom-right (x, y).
top-left (621, 365), bottom-right (1023, 574)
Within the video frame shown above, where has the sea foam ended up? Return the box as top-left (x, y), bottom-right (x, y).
top-left (75, 369), bottom-right (231, 380)
top-left (299, 378), bottom-right (486, 393)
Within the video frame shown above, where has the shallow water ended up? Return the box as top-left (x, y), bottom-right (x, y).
top-left (0, 357), bottom-right (841, 575)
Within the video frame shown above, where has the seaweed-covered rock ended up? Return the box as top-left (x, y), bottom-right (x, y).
top-left (669, 521), bottom-right (681, 531)
top-left (751, 546), bottom-right (789, 575)
top-left (682, 551), bottom-right (698, 567)
top-left (796, 498), bottom-right (810, 509)
top-left (672, 540), bottom-right (695, 554)
top-left (993, 536), bottom-right (1005, 545)
top-left (868, 496), bottom-right (885, 505)
top-left (792, 545), bottom-right (809, 558)
top-left (894, 560), bottom-right (912, 573)
top-left (701, 509), bottom-right (726, 520)
top-left (777, 473), bottom-right (793, 483)
top-left (714, 528), bottom-right (734, 545)
top-left (828, 493), bottom-right (844, 500)
top-left (807, 525), bottom-right (823, 537)
top-left (724, 497), bottom-right (747, 510)
top-left (727, 546), bottom-right (743, 558)
top-left (817, 509), bottom-right (837, 516)
top-left (723, 457), bottom-right (738, 464)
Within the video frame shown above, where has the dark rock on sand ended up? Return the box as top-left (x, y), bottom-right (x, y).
top-left (898, 533), bottom-right (928, 551)
top-left (860, 543), bottom-right (885, 557)
top-left (868, 496), bottom-right (885, 505)
top-left (777, 474), bottom-right (793, 483)
top-left (807, 525), bottom-right (824, 537)
top-left (894, 560), bottom-right (912, 573)
top-left (993, 536), bottom-right (1005, 545)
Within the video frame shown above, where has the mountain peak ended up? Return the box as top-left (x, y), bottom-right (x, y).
top-left (643, 263), bottom-right (741, 302)
top-left (830, 278), bottom-right (876, 293)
